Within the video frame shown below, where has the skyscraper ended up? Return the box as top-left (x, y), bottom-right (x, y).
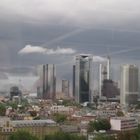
top-left (99, 57), bottom-right (110, 98)
top-left (102, 79), bottom-right (120, 99)
top-left (73, 65), bottom-right (75, 98)
top-left (37, 64), bottom-right (56, 100)
top-left (62, 80), bottom-right (70, 97)
top-left (74, 54), bottom-right (94, 103)
top-left (10, 86), bottom-right (22, 101)
top-left (120, 64), bottom-right (139, 106)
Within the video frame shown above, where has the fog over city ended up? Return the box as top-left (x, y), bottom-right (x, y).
top-left (0, 0), bottom-right (140, 91)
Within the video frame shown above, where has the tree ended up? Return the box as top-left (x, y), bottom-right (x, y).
top-left (18, 99), bottom-right (29, 112)
top-left (7, 102), bottom-right (18, 110)
top-left (8, 131), bottom-right (39, 140)
top-left (0, 103), bottom-right (6, 116)
top-left (44, 132), bottom-right (86, 140)
top-left (54, 113), bottom-right (67, 123)
top-left (57, 99), bottom-right (81, 107)
top-left (88, 119), bottom-right (111, 132)
top-left (29, 110), bottom-right (37, 117)
top-left (116, 111), bottom-right (124, 117)
top-left (117, 132), bottom-right (133, 140)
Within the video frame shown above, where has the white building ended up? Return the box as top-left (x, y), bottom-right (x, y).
top-left (50, 105), bottom-right (73, 114)
top-left (120, 64), bottom-right (139, 106)
top-left (97, 110), bottom-right (117, 118)
top-left (110, 117), bottom-right (138, 131)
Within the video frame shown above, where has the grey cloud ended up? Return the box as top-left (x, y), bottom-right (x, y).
top-left (0, 0), bottom-right (140, 27)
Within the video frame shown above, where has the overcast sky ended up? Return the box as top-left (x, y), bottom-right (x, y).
top-left (0, 0), bottom-right (140, 90)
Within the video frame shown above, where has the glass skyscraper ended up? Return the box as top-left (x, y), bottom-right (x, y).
top-left (73, 54), bottom-right (94, 103)
top-left (99, 57), bottom-right (110, 98)
top-left (120, 64), bottom-right (139, 106)
top-left (37, 64), bottom-right (56, 100)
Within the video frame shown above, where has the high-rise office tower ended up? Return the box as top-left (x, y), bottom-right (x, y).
top-left (120, 64), bottom-right (139, 106)
top-left (73, 65), bottom-right (75, 98)
top-left (10, 86), bottom-right (22, 101)
top-left (74, 54), bottom-right (94, 103)
top-left (102, 79), bottom-right (120, 99)
top-left (99, 57), bottom-right (110, 98)
top-left (37, 64), bottom-right (56, 100)
top-left (62, 80), bottom-right (70, 97)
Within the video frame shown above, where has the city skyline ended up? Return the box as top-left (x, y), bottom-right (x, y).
top-left (1, 1), bottom-right (140, 140)
top-left (1, 0), bottom-right (140, 94)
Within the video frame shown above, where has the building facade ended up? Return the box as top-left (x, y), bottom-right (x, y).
top-left (10, 86), bottom-right (22, 102)
top-left (50, 105), bottom-right (73, 115)
top-left (37, 64), bottom-right (56, 100)
top-left (120, 64), bottom-right (139, 106)
top-left (110, 117), bottom-right (138, 131)
top-left (62, 80), bottom-right (70, 97)
top-left (101, 79), bottom-right (120, 99)
top-left (74, 54), bottom-right (94, 103)
top-left (99, 57), bottom-right (110, 98)
top-left (0, 118), bottom-right (59, 140)
top-left (97, 109), bottom-right (117, 118)
top-left (73, 65), bottom-right (76, 99)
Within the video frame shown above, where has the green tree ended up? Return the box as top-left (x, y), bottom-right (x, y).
top-left (44, 132), bottom-right (86, 140)
top-left (116, 111), bottom-right (124, 117)
top-left (54, 113), bottom-right (67, 123)
top-left (18, 99), bottom-right (29, 112)
top-left (7, 102), bottom-right (18, 110)
top-left (88, 119), bottom-right (111, 132)
top-left (117, 132), bottom-right (133, 140)
top-left (8, 131), bottom-right (39, 140)
top-left (135, 103), bottom-right (140, 109)
top-left (57, 99), bottom-right (81, 107)
top-left (0, 103), bottom-right (6, 116)
top-left (134, 125), bottom-right (140, 140)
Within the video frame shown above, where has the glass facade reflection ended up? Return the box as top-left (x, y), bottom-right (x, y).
top-left (74, 54), bottom-right (93, 103)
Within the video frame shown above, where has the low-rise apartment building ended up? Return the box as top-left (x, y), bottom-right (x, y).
top-left (50, 105), bottom-right (73, 115)
top-left (110, 117), bottom-right (138, 131)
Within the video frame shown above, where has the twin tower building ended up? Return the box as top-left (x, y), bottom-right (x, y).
top-left (37, 54), bottom-right (139, 106)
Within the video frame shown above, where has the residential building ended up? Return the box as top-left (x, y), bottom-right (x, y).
top-left (97, 110), bottom-right (117, 118)
top-left (50, 105), bottom-right (73, 115)
top-left (0, 118), bottom-right (59, 140)
top-left (110, 117), bottom-right (138, 131)
top-left (60, 125), bottom-right (79, 133)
